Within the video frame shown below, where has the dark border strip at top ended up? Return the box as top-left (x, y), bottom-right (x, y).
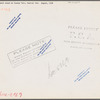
top-left (0, 0), bottom-right (100, 1)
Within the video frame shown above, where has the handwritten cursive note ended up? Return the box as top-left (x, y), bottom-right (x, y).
top-left (48, 57), bottom-right (69, 78)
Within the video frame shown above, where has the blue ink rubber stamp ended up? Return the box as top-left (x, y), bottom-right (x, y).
top-left (7, 13), bottom-right (22, 30)
top-left (74, 67), bottom-right (90, 82)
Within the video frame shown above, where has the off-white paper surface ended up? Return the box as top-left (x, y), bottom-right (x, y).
top-left (0, 1), bottom-right (100, 98)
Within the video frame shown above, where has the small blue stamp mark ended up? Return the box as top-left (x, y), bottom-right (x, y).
top-left (37, 39), bottom-right (52, 56)
top-left (7, 13), bottom-right (22, 30)
top-left (74, 67), bottom-right (90, 82)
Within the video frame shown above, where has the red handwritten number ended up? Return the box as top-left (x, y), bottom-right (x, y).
top-left (0, 92), bottom-right (22, 97)
top-left (13, 93), bottom-right (18, 97)
top-left (19, 92), bottom-right (22, 97)
top-left (10, 93), bottom-right (12, 97)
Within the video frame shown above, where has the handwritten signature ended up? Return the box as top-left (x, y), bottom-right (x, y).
top-left (48, 57), bottom-right (69, 78)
